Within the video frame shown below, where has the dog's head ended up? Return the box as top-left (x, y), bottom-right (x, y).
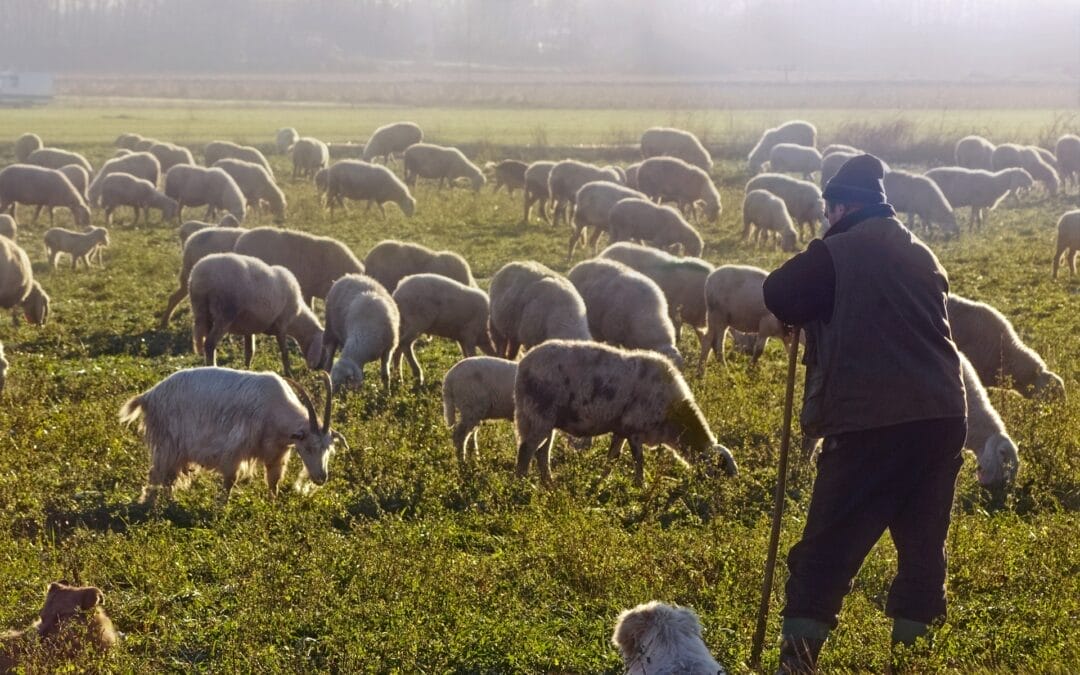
top-left (612, 601), bottom-right (707, 665)
top-left (36, 582), bottom-right (103, 637)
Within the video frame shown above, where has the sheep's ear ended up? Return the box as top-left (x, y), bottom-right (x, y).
top-left (612, 606), bottom-right (653, 657)
top-left (81, 587), bottom-right (103, 609)
top-left (49, 581), bottom-right (65, 593)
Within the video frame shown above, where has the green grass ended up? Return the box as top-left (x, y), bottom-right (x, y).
top-left (0, 104), bottom-right (1077, 673)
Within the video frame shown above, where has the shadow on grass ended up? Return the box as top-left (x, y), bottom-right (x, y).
top-left (11, 492), bottom-right (218, 542)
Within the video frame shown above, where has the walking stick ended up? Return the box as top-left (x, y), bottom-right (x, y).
top-left (750, 326), bottom-right (801, 671)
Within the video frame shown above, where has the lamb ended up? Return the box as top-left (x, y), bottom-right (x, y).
top-left (232, 227), bottom-right (365, 307)
top-left (0, 581), bottom-right (117, 670)
top-left (1018, 146), bottom-right (1060, 196)
top-left (177, 213), bottom-right (241, 245)
top-left (568, 181), bottom-right (646, 259)
top-left (392, 273), bottom-right (495, 386)
top-left (487, 261), bottom-right (591, 358)
top-left (567, 258), bottom-right (683, 366)
top-left (1054, 134), bottom-right (1080, 190)
top-left (640, 127), bottom-right (713, 171)
top-left (956, 135), bottom-right (995, 170)
top-left (0, 236), bottom-right (49, 326)
top-left (120, 366), bottom-right (344, 501)
top-left (958, 352), bottom-right (1020, 489)
top-left (160, 227), bottom-right (246, 327)
top-left (0, 214), bottom-right (15, 240)
top-left (115, 132), bottom-right (145, 150)
top-left (488, 159), bottom-right (528, 195)
top-left (742, 189), bottom-right (798, 252)
top-left (925, 167), bottom-right (1033, 230)
top-left (883, 170), bottom-right (959, 237)
top-left (403, 143), bottom-right (485, 192)
top-left (44, 226), bottom-right (109, 270)
top-left (362, 121), bottom-right (423, 163)
top-left (188, 253), bottom-right (324, 377)
top-left (1053, 210), bottom-right (1080, 278)
top-left (607, 197), bottom-right (704, 256)
top-left (99, 172), bottom-right (179, 225)
top-left (612, 601), bottom-right (726, 675)
top-left (204, 140), bottom-right (274, 177)
top-left (636, 156), bottom-right (722, 223)
top-left (822, 143), bottom-right (859, 157)
top-left (698, 265), bottom-right (786, 373)
top-left (147, 141), bottom-right (195, 172)
top-left (321, 274), bottom-right (399, 392)
top-left (522, 160), bottom-right (556, 224)
top-left (768, 143), bottom-right (823, 179)
top-left (163, 164), bottom-right (246, 222)
top-left (947, 293), bottom-right (1065, 399)
top-left (363, 239), bottom-right (474, 292)
top-left (748, 120), bottom-right (817, 173)
top-left (13, 132), bottom-right (42, 163)
top-left (291, 137), bottom-right (329, 180)
top-left (746, 173), bottom-right (827, 240)
top-left (324, 160), bottom-right (415, 218)
top-left (442, 356), bottom-right (517, 462)
top-left (25, 147), bottom-right (93, 175)
top-left (547, 160), bottom-right (624, 227)
top-left (514, 340), bottom-right (737, 486)
top-left (276, 127), bottom-right (299, 154)
top-left (0, 164), bottom-right (91, 227)
top-left (212, 158), bottom-right (286, 223)
top-left (87, 152), bottom-right (161, 206)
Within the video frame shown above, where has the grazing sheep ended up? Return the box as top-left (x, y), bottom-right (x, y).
top-left (1018, 146), bottom-right (1060, 196)
top-left (959, 352), bottom-right (1020, 489)
top-left (991, 142), bottom-right (1024, 172)
top-left (148, 141), bottom-right (195, 173)
top-left (163, 164), bottom-right (246, 222)
top-left (177, 213), bottom-right (241, 245)
top-left (568, 258), bottom-right (682, 366)
top-left (956, 135), bottom-right (995, 170)
top-left (0, 581), bottom-right (117, 670)
top-left (0, 164), bottom-right (90, 227)
top-left (392, 273), bottom-right (495, 386)
top-left (26, 147), bottom-right (92, 175)
top-left (100, 172), bottom-right (179, 225)
top-left (0, 237), bottom-right (49, 326)
top-left (44, 226), bottom-right (109, 270)
top-left (403, 143), bottom-right (485, 192)
top-left (742, 189), bottom-right (798, 252)
top-left (87, 151), bottom-right (161, 206)
top-left (291, 137), bottom-right (329, 180)
top-left (489, 159), bottom-right (528, 195)
top-left (363, 239), bottom-right (474, 292)
top-left (925, 167), bottom-right (1033, 230)
top-left (442, 356), bottom-right (518, 462)
top-left (29, 164), bottom-right (89, 225)
top-left (640, 127), bottom-right (713, 171)
top-left (189, 253), bottom-right (324, 377)
top-left (160, 227), bottom-right (246, 327)
top-left (115, 132), bottom-right (145, 150)
top-left (746, 173), bottom-right (827, 240)
top-left (820, 151), bottom-right (856, 189)
top-left (698, 265), bottom-right (785, 373)
top-left (488, 261), bottom-right (591, 358)
top-left (547, 160), bottom-right (624, 227)
top-left (133, 137), bottom-right (158, 152)
top-left (314, 168), bottom-right (329, 196)
top-left (514, 340), bottom-right (737, 486)
top-left (321, 274), bottom-right (399, 392)
top-left (748, 120), bottom-right (817, 173)
top-left (883, 170), bottom-right (959, 237)
top-left (204, 140), bottom-right (273, 177)
top-left (0, 214), bottom-right (16, 240)
top-left (1054, 134), bottom-right (1080, 190)
top-left (947, 293), bottom-right (1065, 399)
top-left (822, 143), bottom-right (859, 157)
top-left (612, 601), bottom-right (726, 675)
top-left (768, 143), bottom-right (823, 179)
top-left (569, 181), bottom-right (646, 260)
top-left (522, 160), bottom-right (556, 224)
top-left (1052, 210), bottom-right (1080, 278)
top-left (120, 367), bottom-right (344, 501)
top-left (212, 158), bottom-right (286, 223)
top-left (324, 160), bottom-right (415, 218)
top-left (276, 127), bottom-right (299, 154)
top-left (13, 133), bottom-right (43, 163)
top-left (362, 121), bottom-right (424, 163)
top-left (624, 161), bottom-right (642, 190)
top-left (232, 227), bottom-right (365, 307)
top-left (636, 156), bottom-right (722, 223)
top-left (607, 197), bottom-right (703, 256)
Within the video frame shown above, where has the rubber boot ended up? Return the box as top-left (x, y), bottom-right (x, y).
top-left (888, 618), bottom-right (932, 673)
top-left (776, 618), bottom-right (829, 674)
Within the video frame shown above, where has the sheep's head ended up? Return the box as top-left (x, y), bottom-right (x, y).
top-left (780, 228), bottom-right (799, 252)
top-left (286, 372), bottom-right (347, 487)
top-left (682, 232), bottom-right (703, 257)
top-left (95, 227), bottom-right (110, 247)
top-left (1007, 168), bottom-right (1034, 191)
top-left (702, 199), bottom-right (721, 223)
top-left (940, 211), bottom-right (960, 239)
top-left (330, 358), bottom-right (364, 393)
top-left (658, 344), bottom-right (684, 370)
top-left (612, 601), bottom-right (707, 667)
top-left (1034, 370), bottom-right (1066, 401)
top-left (162, 198), bottom-right (180, 222)
top-left (975, 433), bottom-right (1019, 489)
top-left (36, 582), bottom-right (103, 638)
top-left (218, 213), bottom-right (240, 228)
top-left (702, 443), bottom-right (739, 478)
top-left (313, 169), bottom-right (328, 194)
top-left (469, 171), bottom-right (487, 193)
top-left (23, 282), bottom-right (49, 326)
top-left (400, 196), bottom-right (416, 218)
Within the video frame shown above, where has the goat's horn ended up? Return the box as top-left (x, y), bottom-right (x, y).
top-left (285, 377), bottom-right (320, 433)
top-left (320, 370), bottom-right (333, 434)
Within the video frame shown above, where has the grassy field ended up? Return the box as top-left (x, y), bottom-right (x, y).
top-left (0, 103), bottom-right (1077, 673)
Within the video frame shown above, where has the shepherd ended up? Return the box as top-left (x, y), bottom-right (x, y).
top-left (762, 154), bottom-right (967, 672)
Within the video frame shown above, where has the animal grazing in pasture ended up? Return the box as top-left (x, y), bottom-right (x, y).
top-left (442, 356), bottom-right (518, 463)
top-left (611, 601), bottom-right (726, 675)
top-left (362, 121), bottom-right (423, 164)
top-left (1053, 210), bottom-right (1080, 278)
top-left (44, 227), bottom-right (109, 270)
top-left (0, 581), bottom-right (117, 671)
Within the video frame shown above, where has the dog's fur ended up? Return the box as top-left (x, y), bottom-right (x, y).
top-left (0, 581), bottom-right (117, 671)
top-left (612, 601), bottom-right (725, 675)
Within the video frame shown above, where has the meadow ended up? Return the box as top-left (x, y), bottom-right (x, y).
top-left (0, 102), bottom-right (1077, 673)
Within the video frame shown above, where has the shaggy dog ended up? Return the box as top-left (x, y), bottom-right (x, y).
top-left (612, 601), bottom-right (726, 674)
top-left (0, 581), bottom-right (117, 671)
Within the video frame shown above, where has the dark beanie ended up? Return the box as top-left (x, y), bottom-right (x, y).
top-left (822, 154), bottom-right (887, 205)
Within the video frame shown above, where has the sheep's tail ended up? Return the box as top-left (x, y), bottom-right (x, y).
top-left (118, 395), bottom-right (145, 425)
top-left (442, 387), bottom-right (456, 428)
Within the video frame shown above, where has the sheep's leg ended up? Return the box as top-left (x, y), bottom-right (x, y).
top-left (160, 285), bottom-right (187, 329)
top-left (1070, 249), bottom-right (1078, 275)
top-left (265, 456), bottom-right (287, 497)
top-left (715, 325), bottom-right (729, 366)
top-left (70, 253), bottom-right (77, 271)
top-left (243, 334), bottom-right (256, 368)
top-left (697, 320), bottom-right (717, 376)
top-left (522, 192), bottom-right (534, 224)
top-left (400, 339), bottom-right (423, 386)
top-left (47, 248), bottom-right (58, 269)
top-left (104, 206), bottom-right (114, 224)
top-left (379, 351), bottom-right (392, 388)
top-left (276, 333), bottom-right (293, 378)
top-left (203, 321), bottom-right (229, 367)
top-left (607, 435), bottom-right (625, 459)
top-left (587, 227), bottom-right (604, 254)
top-left (469, 428), bottom-right (480, 456)
top-left (628, 439), bottom-right (646, 487)
top-left (750, 334), bottom-right (768, 366)
top-left (1052, 246), bottom-right (1063, 278)
top-left (567, 226), bottom-right (584, 261)
top-left (539, 198), bottom-right (549, 223)
top-left (459, 341), bottom-right (476, 358)
top-left (536, 430), bottom-right (557, 487)
top-left (742, 219), bottom-right (752, 240)
top-left (453, 422), bottom-right (472, 463)
top-left (31, 205), bottom-right (42, 225)
top-left (506, 339), bottom-right (521, 360)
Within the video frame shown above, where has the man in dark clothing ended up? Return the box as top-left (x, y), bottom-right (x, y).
top-left (762, 154), bottom-right (967, 672)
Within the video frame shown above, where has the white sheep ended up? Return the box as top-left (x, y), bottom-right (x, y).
top-left (698, 265), bottom-right (786, 374)
top-left (742, 189), bottom-right (798, 252)
top-left (87, 152), bottom-right (161, 206)
top-left (403, 143), bottom-right (485, 192)
top-left (1052, 210), bottom-right (1080, 278)
top-left (160, 227), bottom-right (246, 328)
top-left (177, 213), bottom-right (241, 245)
top-left (640, 127), bottom-right (713, 171)
top-left (276, 128), bottom-right (299, 154)
top-left (514, 340), bottom-right (737, 486)
top-left (100, 173), bottom-right (179, 225)
top-left (624, 161), bottom-right (642, 190)
top-left (291, 137), bottom-right (329, 180)
top-left (442, 356), bottom-right (518, 462)
top-left (363, 239), bottom-right (474, 292)
top-left (522, 160), bottom-right (556, 224)
top-left (392, 273), bottom-right (495, 386)
top-left (232, 227), bottom-right (365, 307)
top-left (488, 260), bottom-right (591, 358)
top-left (0, 164), bottom-right (91, 227)
top-left (163, 165), bottom-right (246, 223)
top-left (133, 137), bottom-right (158, 152)
top-left (324, 160), bottom-right (415, 218)
top-left (636, 156), bottom-right (722, 223)
top-left (607, 197), bottom-right (704, 257)
top-left (822, 143), bottom-right (859, 157)
top-left (568, 181), bottom-right (646, 260)
top-left (189, 252), bottom-right (324, 377)
top-left (748, 120), bottom-right (817, 173)
top-left (44, 226), bottom-right (109, 270)
top-left (120, 367), bottom-right (344, 501)
top-left (147, 141), bottom-right (195, 173)
top-left (25, 147), bottom-right (92, 175)
top-left (547, 160), bottom-right (624, 227)
top-left (362, 122), bottom-right (423, 163)
top-left (745, 172), bottom-right (827, 241)
top-left (612, 601), bottom-right (726, 675)
top-left (204, 140), bottom-right (273, 177)
top-left (947, 293), bottom-right (1065, 399)
top-left (955, 135), bottom-right (995, 170)
top-left (1054, 134), bottom-right (1080, 191)
top-left (0, 236), bottom-right (49, 326)
top-left (925, 167), bottom-right (1033, 230)
top-left (0, 214), bottom-right (16, 240)
top-left (212, 158), bottom-right (286, 223)
top-left (488, 159), bottom-right (528, 196)
top-left (568, 258), bottom-right (682, 367)
top-left (958, 351), bottom-right (1020, 489)
top-left (883, 170), bottom-right (958, 237)
top-left (13, 133), bottom-right (42, 163)
top-left (115, 132), bottom-right (145, 150)
top-left (768, 143), bottom-right (823, 179)
top-left (28, 164), bottom-right (89, 225)
top-left (1018, 146), bottom-right (1060, 196)
top-left (321, 274), bottom-right (400, 392)
top-left (819, 151), bottom-right (856, 190)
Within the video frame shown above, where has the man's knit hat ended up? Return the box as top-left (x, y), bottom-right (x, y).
top-left (822, 154), bottom-right (887, 205)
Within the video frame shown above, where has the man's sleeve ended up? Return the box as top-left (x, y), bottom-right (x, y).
top-left (762, 239), bottom-right (836, 325)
